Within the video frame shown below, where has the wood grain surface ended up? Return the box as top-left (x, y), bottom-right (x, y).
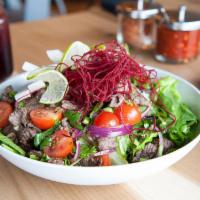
top-left (0, 3), bottom-right (200, 200)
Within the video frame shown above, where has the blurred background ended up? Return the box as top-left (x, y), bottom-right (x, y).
top-left (0, 0), bottom-right (199, 87)
top-left (1, 0), bottom-right (199, 22)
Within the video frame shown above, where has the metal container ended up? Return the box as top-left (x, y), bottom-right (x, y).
top-left (155, 6), bottom-right (200, 63)
top-left (116, 0), bottom-right (160, 50)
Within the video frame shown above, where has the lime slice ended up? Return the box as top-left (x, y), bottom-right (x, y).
top-left (27, 66), bottom-right (55, 80)
top-left (46, 49), bottom-right (63, 63)
top-left (28, 69), bottom-right (68, 104)
top-left (22, 61), bottom-right (39, 72)
top-left (61, 41), bottom-right (90, 66)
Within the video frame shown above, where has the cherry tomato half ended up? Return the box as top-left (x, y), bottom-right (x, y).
top-left (114, 102), bottom-right (141, 125)
top-left (0, 101), bottom-right (13, 128)
top-left (30, 108), bottom-right (62, 130)
top-left (101, 154), bottom-right (111, 166)
top-left (94, 111), bottom-right (120, 128)
top-left (44, 130), bottom-right (73, 159)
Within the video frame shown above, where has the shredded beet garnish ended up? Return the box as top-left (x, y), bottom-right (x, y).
top-left (64, 41), bottom-right (156, 111)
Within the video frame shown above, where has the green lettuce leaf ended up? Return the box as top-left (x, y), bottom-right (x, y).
top-left (157, 77), bottom-right (198, 146)
top-left (116, 135), bottom-right (131, 159)
top-left (79, 137), bottom-right (97, 159)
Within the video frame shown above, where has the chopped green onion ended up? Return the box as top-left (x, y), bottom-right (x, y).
top-left (1, 143), bottom-right (17, 153)
top-left (103, 107), bottom-right (113, 113)
top-left (29, 154), bottom-right (39, 160)
top-left (40, 137), bottom-right (52, 150)
top-left (82, 116), bottom-right (90, 125)
top-left (34, 121), bottom-right (60, 147)
top-left (0, 132), bottom-right (25, 156)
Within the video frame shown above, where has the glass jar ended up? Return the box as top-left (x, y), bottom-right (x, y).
top-left (0, 6), bottom-right (13, 81)
top-left (116, 0), bottom-right (160, 50)
top-left (155, 6), bottom-right (200, 64)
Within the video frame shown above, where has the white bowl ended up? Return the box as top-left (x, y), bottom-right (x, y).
top-left (0, 68), bottom-right (199, 185)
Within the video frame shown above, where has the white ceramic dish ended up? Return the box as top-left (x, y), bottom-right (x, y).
top-left (0, 68), bottom-right (199, 185)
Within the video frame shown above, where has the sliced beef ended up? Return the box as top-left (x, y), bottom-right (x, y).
top-left (79, 157), bottom-right (101, 167)
top-left (6, 132), bottom-right (17, 142)
top-left (8, 90), bottom-right (44, 150)
top-left (2, 124), bottom-right (15, 135)
top-left (131, 86), bottom-right (150, 106)
top-left (23, 89), bottom-right (45, 112)
top-left (9, 107), bottom-right (28, 129)
top-left (9, 91), bottom-right (44, 150)
top-left (2, 123), bottom-right (18, 143)
top-left (29, 150), bottom-right (43, 159)
top-left (132, 137), bottom-right (174, 163)
top-left (132, 143), bottom-right (158, 162)
top-left (61, 118), bottom-right (71, 132)
top-left (9, 90), bottom-right (43, 128)
top-left (98, 137), bottom-right (116, 151)
top-left (1, 86), bottom-right (15, 103)
top-left (163, 138), bottom-right (174, 153)
top-left (109, 94), bottom-right (124, 108)
top-left (18, 126), bottom-right (39, 150)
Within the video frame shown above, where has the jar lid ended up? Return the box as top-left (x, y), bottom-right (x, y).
top-left (117, 0), bottom-right (161, 19)
top-left (162, 5), bottom-right (200, 31)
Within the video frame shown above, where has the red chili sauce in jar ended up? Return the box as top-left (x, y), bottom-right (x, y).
top-left (156, 24), bottom-right (199, 63)
top-left (155, 7), bottom-right (200, 64)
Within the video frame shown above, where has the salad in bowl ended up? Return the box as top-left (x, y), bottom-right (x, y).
top-left (0, 41), bottom-right (199, 168)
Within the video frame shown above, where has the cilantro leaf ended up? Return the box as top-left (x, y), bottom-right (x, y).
top-left (64, 111), bottom-right (83, 130)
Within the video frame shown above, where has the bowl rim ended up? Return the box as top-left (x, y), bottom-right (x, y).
top-left (0, 67), bottom-right (199, 170)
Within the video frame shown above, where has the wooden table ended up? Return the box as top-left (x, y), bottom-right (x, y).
top-left (0, 6), bottom-right (200, 200)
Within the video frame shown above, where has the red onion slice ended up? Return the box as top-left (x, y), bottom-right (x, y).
top-left (72, 141), bottom-right (81, 161)
top-left (141, 103), bottom-right (151, 118)
top-left (89, 125), bottom-right (133, 138)
top-left (72, 129), bottom-right (83, 140)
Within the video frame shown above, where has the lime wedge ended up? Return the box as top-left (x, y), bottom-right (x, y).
top-left (61, 41), bottom-right (90, 66)
top-left (28, 69), bottom-right (68, 104)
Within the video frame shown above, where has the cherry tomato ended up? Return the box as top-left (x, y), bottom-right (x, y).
top-left (0, 101), bottom-right (13, 128)
top-left (94, 111), bottom-right (120, 128)
top-left (101, 154), bottom-right (111, 166)
top-left (30, 108), bottom-right (62, 130)
top-left (114, 102), bottom-right (141, 125)
top-left (44, 130), bottom-right (73, 158)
